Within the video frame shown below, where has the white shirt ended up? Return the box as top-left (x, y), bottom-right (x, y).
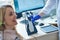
top-left (4, 30), bottom-right (20, 40)
top-left (40, 0), bottom-right (56, 15)
top-left (56, 0), bottom-right (60, 40)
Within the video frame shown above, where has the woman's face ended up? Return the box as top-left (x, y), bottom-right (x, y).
top-left (4, 7), bottom-right (17, 26)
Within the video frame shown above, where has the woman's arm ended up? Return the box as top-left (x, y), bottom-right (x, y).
top-left (39, 0), bottom-right (56, 15)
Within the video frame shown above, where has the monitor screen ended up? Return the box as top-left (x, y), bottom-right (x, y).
top-left (14, 0), bottom-right (45, 13)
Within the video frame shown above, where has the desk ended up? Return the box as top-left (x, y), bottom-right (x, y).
top-left (16, 17), bottom-right (58, 40)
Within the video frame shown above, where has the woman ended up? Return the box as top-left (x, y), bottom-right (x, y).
top-left (0, 5), bottom-right (23, 40)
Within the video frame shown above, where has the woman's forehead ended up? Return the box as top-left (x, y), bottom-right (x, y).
top-left (6, 7), bottom-right (13, 12)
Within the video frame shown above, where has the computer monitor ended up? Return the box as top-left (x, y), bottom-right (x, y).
top-left (14, 0), bottom-right (45, 35)
top-left (14, 0), bottom-right (45, 13)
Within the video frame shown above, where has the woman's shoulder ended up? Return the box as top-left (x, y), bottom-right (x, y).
top-left (4, 30), bottom-right (19, 40)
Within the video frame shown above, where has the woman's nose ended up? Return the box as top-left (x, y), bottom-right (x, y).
top-left (14, 12), bottom-right (17, 18)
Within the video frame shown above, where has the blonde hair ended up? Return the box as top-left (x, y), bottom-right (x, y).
top-left (0, 5), bottom-right (13, 30)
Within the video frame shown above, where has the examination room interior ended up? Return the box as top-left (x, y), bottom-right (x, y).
top-left (0, 0), bottom-right (58, 40)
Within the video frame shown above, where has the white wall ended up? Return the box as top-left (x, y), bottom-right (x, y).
top-left (0, 0), bottom-right (15, 11)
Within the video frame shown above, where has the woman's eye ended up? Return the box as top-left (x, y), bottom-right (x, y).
top-left (9, 12), bottom-right (13, 16)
